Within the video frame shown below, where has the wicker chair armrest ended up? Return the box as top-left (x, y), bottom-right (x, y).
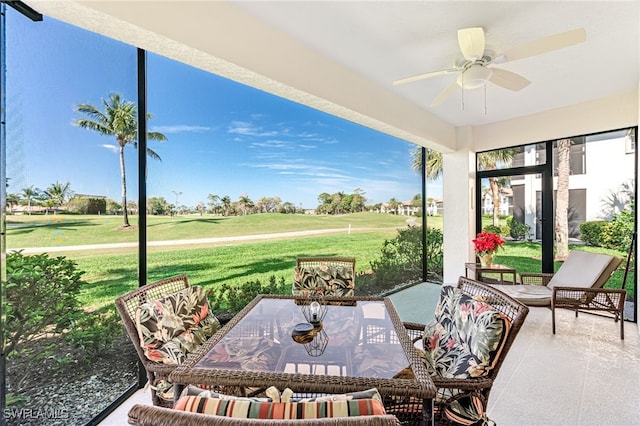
top-left (431, 376), bottom-right (494, 392)
top-left (519, 273), bottom-right (554, 286)
top-left (402, 322), bottom-right (426, 344)
top-left (128, 404), bottom-right (402, 425)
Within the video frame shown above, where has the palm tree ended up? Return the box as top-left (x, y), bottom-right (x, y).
top-left (75, 93), bottom-right (167, 228)
top-left (555, 138), bottom-right (572, 260)
top-left (411, 147), bottom-right (443, 181)
top-left (207, 194), bottom-right (221, 215)
top-left (21, 186), bottom-right (39, 215)
top-left (221, 196), bottom-right (232, 217)
top-left (411, 146), bottom-right (513, 226)
top-left (478, 151), bottom-right (514, 226)
top-left (387, 197), bottom-right (400, 214)
top-left (43, 181), bottom-right (72, 212)
top-left (237, 194), bottom-right (253, 215)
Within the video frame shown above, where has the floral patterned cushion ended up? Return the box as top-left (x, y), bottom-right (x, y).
top-left (135, 286), bottom-right (220, 365)
top-left (293, 265), bottom-right (355, 297)
top-left (422, 285), bottom-right (511, 379)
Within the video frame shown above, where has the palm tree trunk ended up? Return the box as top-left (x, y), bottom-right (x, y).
top-left (555, 139), bottom-right (571, 260)
top-left (119, 145), bottom-right (130, 227)
top-left (490, 177), bottom-right (501, 227)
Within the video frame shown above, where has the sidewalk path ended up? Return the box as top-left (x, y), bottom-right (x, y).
top-left (13, 228), bottom-right (369, 254)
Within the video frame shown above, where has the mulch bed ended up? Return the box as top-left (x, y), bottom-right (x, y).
top-left (5, 334), bottom-right (138, 426)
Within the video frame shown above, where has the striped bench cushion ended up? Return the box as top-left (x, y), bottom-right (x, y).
top-left (174, 396), bottom-right (386, 419)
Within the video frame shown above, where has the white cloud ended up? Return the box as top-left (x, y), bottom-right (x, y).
top-left (99, 144), bottom-right (119, 153)
top-left (150, 124), bottom-right (212, 133)
top-left (227, 121), bottom-right (279, 137)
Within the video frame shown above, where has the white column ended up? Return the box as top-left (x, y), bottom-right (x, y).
top-left (442, 127), bottom-right (476, 284)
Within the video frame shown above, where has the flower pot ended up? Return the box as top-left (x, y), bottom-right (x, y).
top-left (478, 252), bottom-right (495, 268)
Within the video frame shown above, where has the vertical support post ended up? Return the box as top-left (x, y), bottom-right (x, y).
top-left (421, 147), bottom-right (427, 282)
top-left (136, 47), bottom-right (148, 388)
top-left (0, 3), bottom-right (7, 413)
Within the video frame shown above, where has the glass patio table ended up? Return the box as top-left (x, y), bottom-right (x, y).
top-left (170, 294), bottom-right (435, 425)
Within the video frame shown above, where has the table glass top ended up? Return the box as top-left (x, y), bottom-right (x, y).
top-left (195, 297), bottom-right (411, 379)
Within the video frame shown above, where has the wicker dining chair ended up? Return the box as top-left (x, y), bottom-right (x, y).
top-left (293, 257), bottom-right (356, 297)
top-left (128, 404), bottom-right (402, 426)
top-left (403, 277), bottom-right (529, 426)
top-left (115, 274), bottom-right (219, 407)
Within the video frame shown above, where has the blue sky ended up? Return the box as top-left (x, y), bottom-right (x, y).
top-left (6, 10), bottom-right (441, 209)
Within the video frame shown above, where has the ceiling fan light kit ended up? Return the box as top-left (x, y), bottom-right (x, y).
top-left (394, 27), bottom-right (587, 110)
top-left (458, 64), bottom-right (493, 89)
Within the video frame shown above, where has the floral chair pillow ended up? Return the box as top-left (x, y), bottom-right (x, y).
top-left (421, 285), bottom-right (511, 379)
top-left (293, 264), bottom-right (355, 297)
top-left (135, 285), bottom-right (220, 365)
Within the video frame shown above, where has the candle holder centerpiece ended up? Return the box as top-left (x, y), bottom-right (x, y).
top-left (301, 293), bottom-right (328, 325)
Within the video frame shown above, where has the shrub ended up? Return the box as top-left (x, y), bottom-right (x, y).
top-left (506, 216), bottom-right (531, 240)
top-left (580, 206), bottom-right (634, 250)
top-left (579, 221), bottom-right (610, 247)
top-left (208, 275), bottom-right (288, 315)
top-left (608, 205), bottom-right (634, 250)
top-left (370, 226), bottom-right (443, 287)
top-left (3, 251), bottom-right (85, 357)
top-left (482, 224), bottom-right (502, 235)
top-left (64, 306), bottom-right (124, 362)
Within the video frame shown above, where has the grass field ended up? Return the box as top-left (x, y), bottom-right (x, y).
top-left (7, 212), bottom-right (412, 309)
top-left (6, 212), bottom-right (633, 308)
top-left (6, 212), bottom-right (415, 248)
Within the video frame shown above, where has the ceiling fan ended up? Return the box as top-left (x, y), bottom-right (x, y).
top-left (393, 27), bottom-right (586, 108)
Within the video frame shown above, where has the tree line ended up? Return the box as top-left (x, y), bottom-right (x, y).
top-left (7, 181), bottom-right (421, 218)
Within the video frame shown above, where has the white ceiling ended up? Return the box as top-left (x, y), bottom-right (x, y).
top-left (25, 1), bottom-right (639, 151)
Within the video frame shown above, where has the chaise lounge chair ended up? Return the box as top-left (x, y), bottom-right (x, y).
top-left (487, 250), bottom-right (625, 338)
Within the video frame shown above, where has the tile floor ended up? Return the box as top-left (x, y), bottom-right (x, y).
top-left (101, 282), bottom-right (640, 425)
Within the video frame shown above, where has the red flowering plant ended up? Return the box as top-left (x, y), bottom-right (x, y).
top-left (472, 231), bottom-right (505, 256)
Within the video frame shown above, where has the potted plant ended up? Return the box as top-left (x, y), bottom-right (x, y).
top-left (473, 231), bottom-right (505, 267)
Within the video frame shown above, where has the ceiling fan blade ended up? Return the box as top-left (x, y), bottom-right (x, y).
top-left (489, 68), bottom-right (531, 91)
top-left (494, 28), bottom-right (586, 63)
top-left (393, 67), bottom-right (459, 86)
top-left (430, 80), bottom-right (459, 107)
top-left (458, 27), bottom-right (485, 61)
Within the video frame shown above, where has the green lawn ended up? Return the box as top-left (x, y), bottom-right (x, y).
top-left (6, 212), bottom-right (409, 309)
top-left (74, 231), bottom-right (400, 310)
top-left (6, 212), bottom-right (633, 307)
top-left (6, 212), bottom-right (409, 248)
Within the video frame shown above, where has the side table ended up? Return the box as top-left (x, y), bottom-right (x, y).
top-left (465, 262), bottom-right (516, 285)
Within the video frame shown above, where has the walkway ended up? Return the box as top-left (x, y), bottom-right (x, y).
top-left (14, 228), bottom-right (369, 254)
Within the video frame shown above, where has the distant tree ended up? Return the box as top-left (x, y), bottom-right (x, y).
top-left (351, 188), bottom-right (366, 212)
top-left (196, 202), bottom-right (206, 216)
top-left (21, 186), bottom-right (40, 215)
top-left (387, 197), bottom-right (400, 213)
top-left (411, 194), bottom-right (422, 208)
top-left (317, 192), bottom-right (332, 214)
top-left (221, 196), bottom-right (232, 216)
top-left (6, 193), bottom-right (20, 210)
top-left (147, 197), bottom-right (170, 215)
top-left (75, 93), bottom-right (167, 228)
top-left (43, 181), bottom-right (72, 210)
top-left (207, 194), bottom-right (221, 215)
top-left (127, 200), bottom-right (138, 215)
top-left (237, 193), bottom-right (254, 215)
top-left (280, 201), bottom-right (296, 214)
top-left (106, 199), bottom-right (121, 215)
